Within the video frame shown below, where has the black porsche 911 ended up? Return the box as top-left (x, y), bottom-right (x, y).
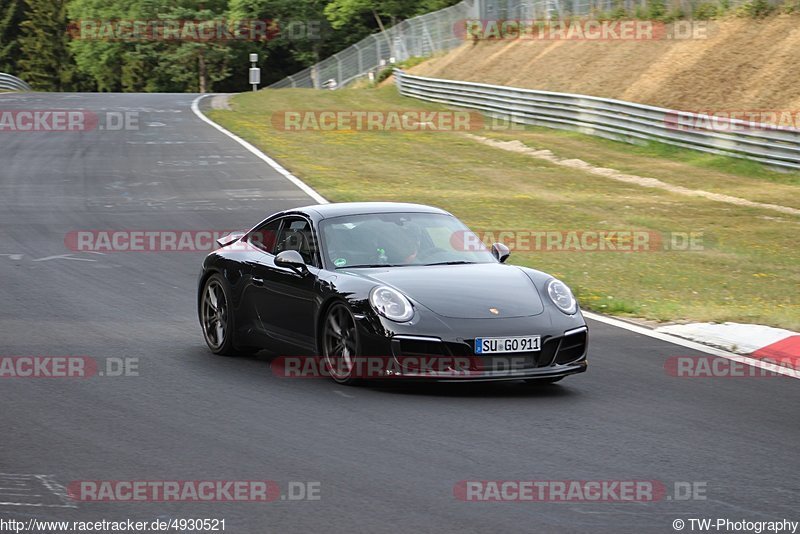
top-left (197, 202), bottom-right (587, 385)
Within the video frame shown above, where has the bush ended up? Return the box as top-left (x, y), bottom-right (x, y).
top-left (737, 0), bottom-right (774, 17)
top-left (781, 0), bottom-right (800, 13)
top-left (590, 6), bottom-right (611, 20)
top-left (610, 5), bottom-right (630, 19)
top-left (647, 0), bottom-right (667, 19)
top-left (609, 0), bottom-right (630, 19)
top-left (374, 67), bottom-right (394, 84)
top-left (397, 57), bottom-right (426, 69)
top-left (693, 2), bottom-right (719, 18)
top-left (663, 5), bottom-right (686, 21)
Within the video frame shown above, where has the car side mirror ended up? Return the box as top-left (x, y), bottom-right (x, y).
top-left (275, 250), bottom-right (308, 274)
top-left (491, 242), bottom-right (510, 263)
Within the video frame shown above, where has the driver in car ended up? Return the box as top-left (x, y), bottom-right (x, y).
top-left (384, 223), bottom-right (423, 264)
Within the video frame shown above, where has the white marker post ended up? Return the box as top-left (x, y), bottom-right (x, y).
top-left (249, 53), bottom-right (261, 92)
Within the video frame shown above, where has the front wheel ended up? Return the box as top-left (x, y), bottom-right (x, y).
top-left (200, 274), bottom-right (237, 356)
top-left (322, 302), bottom-right (362, 386)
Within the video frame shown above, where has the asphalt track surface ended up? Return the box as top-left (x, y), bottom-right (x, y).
top-left (0, 92), bottom-right (797, 534)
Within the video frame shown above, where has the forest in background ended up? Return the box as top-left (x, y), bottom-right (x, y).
top-left (0, 0), bottom-right (458, 92)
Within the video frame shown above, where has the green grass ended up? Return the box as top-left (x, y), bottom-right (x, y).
top-left (207, 85), bottom-right (800, 330)
top-left (601, 132), bottom-right (794, 184)
top-left (579, 133), bottom-right (800, 185)
top-left (480, 126), bottom-right (800, 209)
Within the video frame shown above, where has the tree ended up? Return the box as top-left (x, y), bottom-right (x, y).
top-left (69, 0), bottom-right (233, 92)
top-left (157, 2), bottom-right (234, 92)
top-left (9, 0), bottom-right (459, 92)
top-left (225, 0), bottom-right (351, 88)
top-left (17, 0), bottom-right (79, 90)
top-left (323, 0), bottom-right (460, 64)
top-left (0, 0), bottom-right (25, 74)
top-left (323, 0), bottom-right (459, 31)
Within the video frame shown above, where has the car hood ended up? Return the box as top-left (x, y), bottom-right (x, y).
top-left (361, 263), bottom-right (545, 319)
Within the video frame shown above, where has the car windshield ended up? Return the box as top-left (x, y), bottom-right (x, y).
top-left (320, 212), bottom-right (496, 269)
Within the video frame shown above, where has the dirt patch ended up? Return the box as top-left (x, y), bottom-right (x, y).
top-left (377, 74), bottom-right (395, 88)
top-left (209, 94), bottom-right (232, 110)
top-left (465, 133), bottom-right (800, 216)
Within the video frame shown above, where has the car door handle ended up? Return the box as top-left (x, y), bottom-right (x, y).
top-left (252, 277), bottom-right (264, 286)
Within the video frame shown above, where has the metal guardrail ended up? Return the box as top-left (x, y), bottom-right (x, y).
top-left (0, 73), bottom-right (32, 92)
top-left (269, 0), bottom-right (764, 91)
top-left (395, 70), bottom-right (800, 170)
top-left (269, 0), bottom-right (479, 89)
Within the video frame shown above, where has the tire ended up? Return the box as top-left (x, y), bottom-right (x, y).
top-left (200, 274), bottom-right (238, 356)
top-left (321, 302), bottom-right (362, 386)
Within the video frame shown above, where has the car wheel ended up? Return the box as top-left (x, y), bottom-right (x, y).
top-left (322, 302), bottom-right (362, 386)
top-left (524, 376), bottom-right (564, 385)
top-left (200, 274), bottom-right (238, 356)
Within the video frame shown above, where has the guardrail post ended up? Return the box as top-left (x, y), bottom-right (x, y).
top-left (354, 43), bottom-right (363, 74)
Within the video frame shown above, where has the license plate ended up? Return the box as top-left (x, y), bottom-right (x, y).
top-left (475, 336), bottom-right (540, 354)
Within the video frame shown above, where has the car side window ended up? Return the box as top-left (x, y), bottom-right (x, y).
top-left (274, 217), bottom-right (318, 267)
top-left (247, 218), bottom-right (281, 254)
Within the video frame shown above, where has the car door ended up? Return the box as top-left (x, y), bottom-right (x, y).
top-left (238, 217), bottom-right (282, 348)
top-left (248, 216), bottom-right (320, 354)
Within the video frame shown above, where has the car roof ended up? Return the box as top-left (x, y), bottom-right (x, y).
top-left (283, 202), bottom-right (452, 220)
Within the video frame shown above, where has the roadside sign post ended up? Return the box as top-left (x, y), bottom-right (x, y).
top-left (249, 53), bottom-right (260, 92)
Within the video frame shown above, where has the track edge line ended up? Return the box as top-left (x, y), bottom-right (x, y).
top-left (583, 311), bottom-right (799, 379)
top-left (190, 94), bottom-right (329, 205)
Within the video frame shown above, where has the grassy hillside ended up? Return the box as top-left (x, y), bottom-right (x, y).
top-left (409, 14), bottom-right (800, 115)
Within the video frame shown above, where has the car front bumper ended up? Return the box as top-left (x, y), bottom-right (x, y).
top-left (390, 359), bottom-right (587, 382)
top-left (354, 311), bottom-right (589, 382)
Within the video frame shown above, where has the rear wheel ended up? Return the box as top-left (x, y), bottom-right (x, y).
top-left (322, 302), bottom-right (362, 385)
top-left (200, 274), bottom-right (238, 356)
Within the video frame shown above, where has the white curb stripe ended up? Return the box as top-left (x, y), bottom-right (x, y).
top-left (190, 94), bottom-right (328, 205)
top-left (655, 322), bottom-right (795, 354)
top-left (584, 312), bottom-right (799, 379)
top-left (191, 92), bottom-right (798, 381)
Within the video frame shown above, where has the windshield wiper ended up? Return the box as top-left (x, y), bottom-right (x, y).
top-left (337, 264), bottom-right (410, 269)
top-left (422, 261), bottom-right (476, 266)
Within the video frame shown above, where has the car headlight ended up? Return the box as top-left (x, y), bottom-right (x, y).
top-left (370, 286), bottom-right (414, 322)
top-left (547, 278), bottom-right (577, 315)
